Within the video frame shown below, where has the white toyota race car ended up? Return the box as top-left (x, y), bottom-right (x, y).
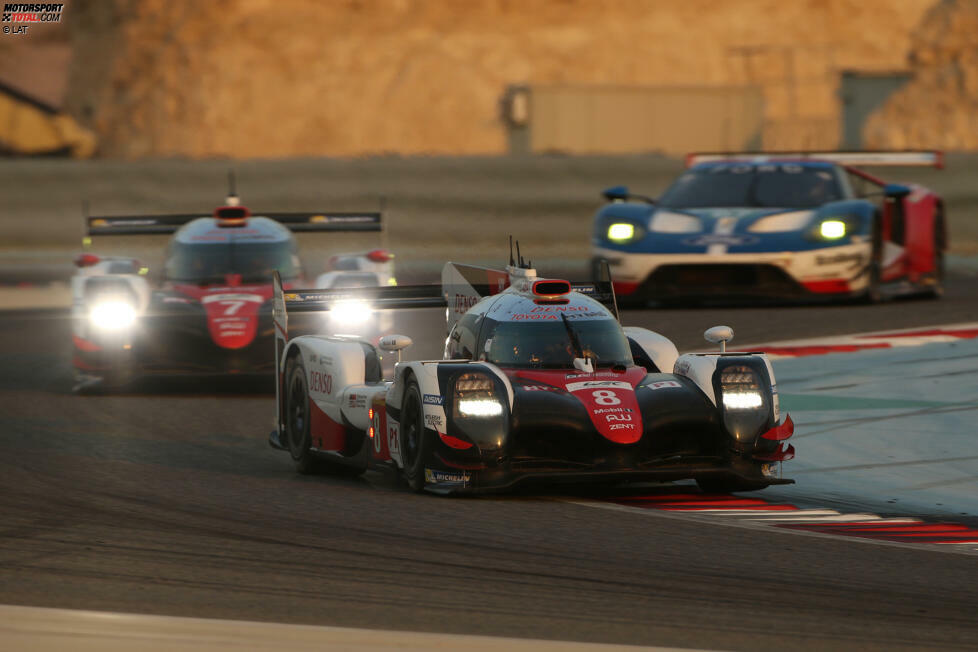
top-left (268, 253), bottom-right (794, 494)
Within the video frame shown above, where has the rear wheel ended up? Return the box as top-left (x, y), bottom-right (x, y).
top-left (925, 214), bottom-right (946, 299)
top-left (863, 213), bottom-right (884, 304)
top-left (399, 379), bottom-right (430, 492)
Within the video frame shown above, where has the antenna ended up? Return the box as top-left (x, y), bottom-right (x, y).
top-left (509, 236), bottom-right (515, 267)
top-left (516, 240), bottom-right (522, 267)
top-left (226, 170), bottom-right (240, 206)
top-left (81, 200), bottom-right (91, 247)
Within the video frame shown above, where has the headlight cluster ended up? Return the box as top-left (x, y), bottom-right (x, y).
top-left (455, 372), bottom-right (503, 417)
top-left (89, 300), bottom-right (138, 331)
top-left (720, 366), bottom-right (764, 410)
top-left (605, 221), bottom-right (645, 244)
top-left (328, 299), bottom-right (373, 326)
top-left (717, 363), bottom-right (771, 445)
top-left (818, 219), bottom-right (847, 239)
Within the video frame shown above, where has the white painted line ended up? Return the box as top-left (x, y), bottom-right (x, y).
top-left (747, 516), bottom-right (922, 524)
top-left (748, 513), bottom-right (888, 523)
top-left (0, 604), bottom-right (697, 652)
top-left (664, 509), bottom-right (807, 516)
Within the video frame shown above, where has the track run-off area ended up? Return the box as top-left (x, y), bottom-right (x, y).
top-left (2, 272), bottom-right (978, 651)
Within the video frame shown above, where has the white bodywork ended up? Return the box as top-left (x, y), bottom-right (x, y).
top-left (622, 326), bottom-right (679, 373)
top-left (674, 352), bottom-right (780, 422)
top-left (70, 257), bottom-right (152, 341)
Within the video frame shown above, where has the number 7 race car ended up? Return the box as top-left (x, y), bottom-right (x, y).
top-left (268, 254), bottom-right (795, 494)
top-left (592, 151), bottom-right (946, 305)
top-left (71, 185), bottom-right (383, 391)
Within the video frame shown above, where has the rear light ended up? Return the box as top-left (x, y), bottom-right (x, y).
top-left (367, 249), bottom-right (393, 263)
top-left (74, 253), bottom-right (100, 267)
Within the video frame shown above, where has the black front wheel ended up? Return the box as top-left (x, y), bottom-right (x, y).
top-left (284, 355), bottom-right (321, 475)
top-left (399, 379), bottom-right (430, 492)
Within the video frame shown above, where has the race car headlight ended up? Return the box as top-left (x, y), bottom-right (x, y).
top-left (454, 372), bottom-right (503, 417)
top-left (717, 363), bottom-right (771, 444)
top-left (607, 222), bottom-right (637, 242)
top-left (89, 300), bottom-right (137, 331)
top-left (457, 398), bottom-right (504, 417)
top-left (719, 366), bottom-right (764, 410)
top-left (328, 299), bottom-right (372, 326)
top-left (819, 219), bottom-right (847, 239)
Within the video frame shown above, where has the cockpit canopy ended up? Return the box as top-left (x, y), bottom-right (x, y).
top-left (164, 217), bottom-right (301, 283)
top-left (446, 292), bottom-right (633, 369)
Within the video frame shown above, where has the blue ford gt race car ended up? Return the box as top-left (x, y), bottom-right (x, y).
top-left (591, 151), bottom-right (946, 305)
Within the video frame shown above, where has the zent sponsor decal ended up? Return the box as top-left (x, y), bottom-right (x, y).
top-left (423, 394), bottom-right (444, 405)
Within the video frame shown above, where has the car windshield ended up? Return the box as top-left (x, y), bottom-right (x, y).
top-left (483, 317), bottom-right (633, 368)
top-left (164, 239), bottom-right (300, 283)
top-left (658, 164), bottom-right (842, 209)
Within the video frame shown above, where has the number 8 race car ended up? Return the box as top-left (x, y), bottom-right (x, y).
top-left (268, 254), bottom-right (795, 494)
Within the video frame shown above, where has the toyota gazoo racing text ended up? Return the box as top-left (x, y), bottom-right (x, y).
top-left (592, 151), bottom-right (946, 305)
top-left (71, 189), bottom-right (382, 390)
top-left (268, 254), bottom-right (795, 494)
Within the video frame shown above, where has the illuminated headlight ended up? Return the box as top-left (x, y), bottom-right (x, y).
top-left (454, 372), bottom-right (503, 418)
top-left (722, 391), bottom-right (764, 409)
top-left (89, 301), bottom-right (137, 331)
top-left (718, 363), bottom-right (770, 444)
top-left (719, 365), bottom-right (765, 411)
top-left (819, 220), bottom-right (847, 239)
top-left (457, 398), bottom-right (503, 417)
top-left (607, 223), bottom-right (636, 242)
top-left (328, 299), bottom-right (372, 326)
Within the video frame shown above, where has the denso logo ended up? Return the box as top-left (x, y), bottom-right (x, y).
top-left (454, 294), bottom-right (478, 313)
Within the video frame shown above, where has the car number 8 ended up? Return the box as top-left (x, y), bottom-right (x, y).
top-left (592, 390), bottom-right (620, 405)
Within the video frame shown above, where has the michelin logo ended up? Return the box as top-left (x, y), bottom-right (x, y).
top-left (425, 469), bottom-right (470, 485)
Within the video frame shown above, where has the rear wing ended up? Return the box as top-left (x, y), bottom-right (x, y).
top-left (272, 269), bottom-right (445, 337)
top-left (685, 151), bottom-right (943, 170)
top-left (85, 210), bottom-right (382, 236)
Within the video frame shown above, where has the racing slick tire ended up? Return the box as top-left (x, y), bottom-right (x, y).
top-left (925, 213), bottom-right (946, 299)
top-left (399, 378), bottom-right (432, 492)
top-left (284, 355), bottom-right (365, 477)
top-left (862, 212), bottom-right (884, 304)
top-left (696, 477), bottom-right (769, 494)
top-left (284, 355), bottom-right (321, 475)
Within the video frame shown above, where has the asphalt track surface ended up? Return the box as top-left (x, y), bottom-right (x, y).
top-left (2, 275), bottom-right (978, 651)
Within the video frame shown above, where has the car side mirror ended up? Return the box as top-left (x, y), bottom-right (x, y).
top-left (602, 185), bottom-right (630, 202)
top-left (379, 334), bottom-right (413, 363)
top-left (704, 325), bottom-right (734, 353)
top-left (884, 183), bottom-right (911, 199)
